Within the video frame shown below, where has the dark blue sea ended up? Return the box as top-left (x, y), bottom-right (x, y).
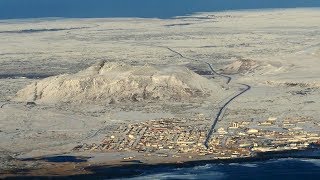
top-left (119, 158), bottom-right (320, 180)
top-left (10, 157), bottom-right (320, 179)
top-left (0, 0), bottom-right (319, 19)
top-left (59, 155), bottom-right (320, 179)
top-left (126, 158), bottom-right (320, 180)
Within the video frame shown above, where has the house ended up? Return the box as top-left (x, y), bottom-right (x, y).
top-left (229, 122), bottom-right (239, 129)
top-left (217, 128), bottom-right (228, 134)
top-left (247, 129), bottom-right (259, 134)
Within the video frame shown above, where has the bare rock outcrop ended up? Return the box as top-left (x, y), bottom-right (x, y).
top-left (222, 59), bottom-right (260, 75)
top-left (222, 58), bottom-right (285, 75)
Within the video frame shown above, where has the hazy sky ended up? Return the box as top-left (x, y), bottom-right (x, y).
top-left (0, 0), bottom-right (319, 19)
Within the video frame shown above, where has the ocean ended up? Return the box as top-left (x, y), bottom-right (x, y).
top-left (125, 158), bottom-right (320, 180)
top-left (60, 155), bottom-right (320, 179)
top-left (10, 156), bottom-right (320, 179)
top-left (0, 0), bottom-right (320, 19)
top-left (9, 149), bottom-right (320, 179)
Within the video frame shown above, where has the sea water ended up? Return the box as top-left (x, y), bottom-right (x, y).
top-left (109, 148), bottom-right (320, 179)
top-left (10, 155), bottom-right (320, 179)
top-left (124, 158), bottom-right (320, 180)
top-left (0, 0), bottom-right (319, 19)
top-left (56, 156), bottom-right (320, 179)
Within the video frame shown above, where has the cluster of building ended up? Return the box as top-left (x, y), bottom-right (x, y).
top-left (215, 116), bottom-right (320, 153)
top-left (92, 119), bottom-right (209, 153)
top-left (74, 118), bottom-right (250, 158)
top-left (74, 116), bottom-right (320, 159)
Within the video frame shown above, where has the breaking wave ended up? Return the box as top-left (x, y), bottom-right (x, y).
top-left (113, 158), bottom-right (320, 179)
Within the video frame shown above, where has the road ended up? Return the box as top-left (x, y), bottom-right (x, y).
top-left (121, 41), bottom-right (252, 149)
top-left (204, 83), bottom-right (251, 148)
top-left (205, 62), bottom-right (231, 84)
top-left (161, 47), bottom-right (251, 148)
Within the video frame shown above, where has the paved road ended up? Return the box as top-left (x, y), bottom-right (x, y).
top-left (161, 47), bottom-right (251, 149)
top-left (204, 83), bottom-right (251, 148)
top-left (123, 42), bottom-right (252, 149)
top-left (0, 102), bottom-right (10, 108)
top-left (205, 62), bottom-right (231, 84)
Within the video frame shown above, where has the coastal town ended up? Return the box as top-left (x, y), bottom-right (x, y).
top-left (74, 115), bottom-right (320, 160)
top-left (1, 7), bottom-right (320, 178)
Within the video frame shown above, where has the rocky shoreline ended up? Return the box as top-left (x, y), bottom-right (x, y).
top-left (2, 146), bottom-right (320, 179)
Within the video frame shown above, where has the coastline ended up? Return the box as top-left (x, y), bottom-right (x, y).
top-left (2, 147), bottom-right (320, 178)
top-left (1, 8), bottom-right (320, 179)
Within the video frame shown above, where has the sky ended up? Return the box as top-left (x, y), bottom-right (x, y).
top-left (0, 0), bottom-right (319, 19)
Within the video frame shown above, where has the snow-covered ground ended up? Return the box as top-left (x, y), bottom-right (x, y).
top-left (1, 8), bottom-right (320, 172)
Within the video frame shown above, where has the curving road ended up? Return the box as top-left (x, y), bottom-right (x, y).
top-left (205, 62), bottom-right (231, 84)
top-left (161, 47), bottom-right (251, 148)
top-left (124, 42), bottom-right (251, 149)
top-left (204, 83), bottom-right (251, 148)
